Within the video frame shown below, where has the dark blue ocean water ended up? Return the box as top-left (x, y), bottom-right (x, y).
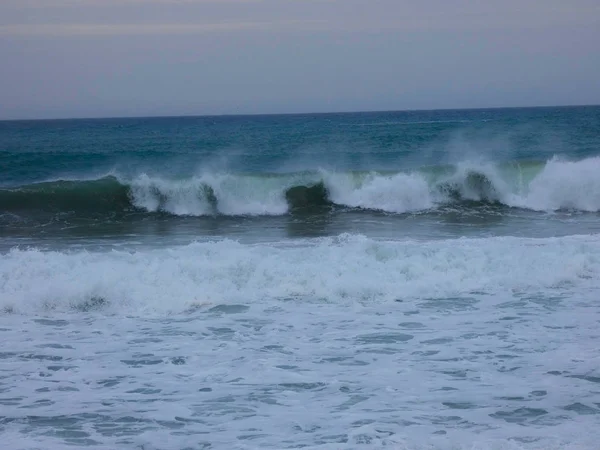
top-left (1, 106), bottom-right (600, 449)
top-left (2, 106), bottom-right (600, 184)
top-left (1, 106), bottom-right (600, 249)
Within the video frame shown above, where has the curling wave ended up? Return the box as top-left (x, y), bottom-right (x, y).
top-left (1, 157), bottom-right (600, 218)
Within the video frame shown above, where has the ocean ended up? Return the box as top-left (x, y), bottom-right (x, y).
top-left (1, 106), bottom-right (599, 449)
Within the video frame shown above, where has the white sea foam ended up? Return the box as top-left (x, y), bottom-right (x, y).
top-left (1, 234), bottom-right (598, 315)
top-left (2, 235), bottom-right (599, 449)
top-left (512, 156), bottom-right (600, 211)
top-left (129, 174), bottom-right (214, 216)
top-left (325, 171), bottom-right (434, 213)
top-left (128, 173), bottom-right (290, 216)
top-left (1, 234), bottom-right (599, 449)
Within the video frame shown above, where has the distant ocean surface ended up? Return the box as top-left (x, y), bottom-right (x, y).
top-left (1, 106), bottom-right (600, 449)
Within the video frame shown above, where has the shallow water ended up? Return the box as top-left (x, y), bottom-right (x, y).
top-left (1, 106), bottom-right (600, 449)
top-left (2, 287), bottom-right (599, 449)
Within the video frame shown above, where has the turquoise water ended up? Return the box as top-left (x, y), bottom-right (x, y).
top-left (1, 106), bottom-right (600, 449)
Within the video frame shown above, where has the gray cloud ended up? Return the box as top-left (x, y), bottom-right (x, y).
top-left (1, 0), bottom-right (599, 119)
top-left (0, 21), bottom-right (325, 36)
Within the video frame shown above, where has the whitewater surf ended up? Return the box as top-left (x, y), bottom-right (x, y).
top-left (2, 106), bottom-right (600, 449)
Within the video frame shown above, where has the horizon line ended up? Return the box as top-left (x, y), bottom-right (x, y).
top-left (1, 103), bottom-right (599, 123)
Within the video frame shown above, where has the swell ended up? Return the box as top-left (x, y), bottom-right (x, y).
top-left (0, 177), bottom-right (132, 215)
top-left (1, 157), bottom-right (600, 218)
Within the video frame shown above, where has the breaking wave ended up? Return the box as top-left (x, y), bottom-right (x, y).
top-left (1, 157), bottom-right (600, 218)
top-left (2, 233), bottom-right (599, 314)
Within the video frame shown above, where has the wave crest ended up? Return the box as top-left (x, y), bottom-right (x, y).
top-left (326, 172), bottom-right (434, 213)
top-left (2, 157), bottom-right (600, 217)
top-left (514, 157), bottom-right (600, 212)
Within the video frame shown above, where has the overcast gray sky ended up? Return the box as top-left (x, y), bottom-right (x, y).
top-left (1, 0), bottom-right (599, 119)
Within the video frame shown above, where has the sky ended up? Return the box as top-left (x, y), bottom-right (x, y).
top-left (0, 0), bottom-right (599, 120)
